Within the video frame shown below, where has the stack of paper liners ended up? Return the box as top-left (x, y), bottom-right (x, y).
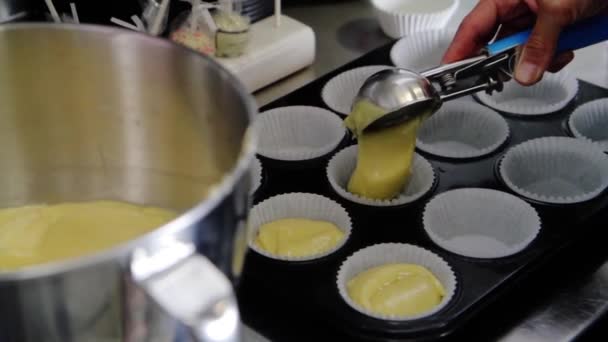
top-left (370, 0), bottom-right (459, 39)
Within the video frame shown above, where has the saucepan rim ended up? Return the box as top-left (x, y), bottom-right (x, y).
top-left (0, 23), bottom-right (258, 281)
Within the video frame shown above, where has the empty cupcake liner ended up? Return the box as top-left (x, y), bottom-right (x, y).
top-left (336, 243), bottom-right (457, 321)
top-left (390, 29), bottom-right (456, 72)
top-left (326, 145), bottom-right (435, 207)
top-left (250, 157), bottom-right (262, 195)
top-left (499, 137), bottom-right (608, 204)
top-left (247, 193), bottom-right (352, 261)
top-left (416, 101), bottom-right (510, 158)
top-left (475, 71), bottom-right (579, 115)
top-left (371, 0), bottom-right (459, 39)
top-left (255, 106), bottom-right (346, 161)
top-left (322, 65), bottom-right (393, 115)
top-left (423, 188), bottom-right (541, 259)
top-left (568, 99), bottom-right (608, 152)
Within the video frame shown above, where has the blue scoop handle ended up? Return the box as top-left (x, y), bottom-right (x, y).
top-left (487, 15), bottom-right (608, 56)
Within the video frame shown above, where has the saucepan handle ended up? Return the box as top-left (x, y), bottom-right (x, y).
top-left (130, 239), bottom-right (241, 342)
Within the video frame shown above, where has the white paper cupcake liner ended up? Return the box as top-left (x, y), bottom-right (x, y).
top-left (247, 193), bottom-right (352, 261)
top-left (416, 101), bottom-right (510, 158)
top-left (321, 65), bottom-right (393, 115)
top-left (371, 0), bottom-right (459, 39)
top-left (336, 243), bottom-right (457, 320)
top-left (499, 137), bottom-right (608, 204)
top-left (250, 157), bottom-right (262, 195)
top-left (568, 99), bottom-right (608, 152)
top-left (475, 71), bottom-right (579, 115)
top-left (255, 106), bottom-right (346, 161)
top-left (390, 29), bottom-right (456, 72)
top-left (326, 145), bottom-right (435, 207)
top-left (423, 188), bottom-right (541, 259)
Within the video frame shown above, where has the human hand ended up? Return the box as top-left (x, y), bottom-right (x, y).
top-left (442, 0), bottom-right (608, 85)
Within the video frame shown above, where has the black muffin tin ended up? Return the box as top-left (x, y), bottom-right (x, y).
top-left (237, 42), bottom-right (608, 341)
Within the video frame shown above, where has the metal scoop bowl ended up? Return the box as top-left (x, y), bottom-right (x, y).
top-left (354, 68), bottom-right (442, 131)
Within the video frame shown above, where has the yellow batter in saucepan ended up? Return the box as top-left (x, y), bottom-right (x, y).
top-left (344, 100), bottom-right (426, 200)
top-left (347, 263), bottom-right (445, 316)
top-left (255, 218), bottom-right (344, 258)
top-left (0, 201), bottom-right (177, 270)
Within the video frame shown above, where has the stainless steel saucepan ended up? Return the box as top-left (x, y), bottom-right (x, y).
top-left (0, 24), bottom-right (257, 342)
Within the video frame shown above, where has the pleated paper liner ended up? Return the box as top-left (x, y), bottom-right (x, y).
top-left (321, 65), bottom-right (393, 116)
top-left (247, 193), bottom-right (352, 261)
top-left (499, 137), bottom-right (608, 204)
top-left (255, 106), bottom-right (347, 161)
top-left (336, 243), bottom-right (457, 320)
top-left (250, 157), bottom-right (262, 195)
top-left (326, 145), bottom-right (436, 207)
top-left (390, 29), bottom-right (456, 72)
top-left (423, 188), bottom-right (541, 259)
top-left (475, 71), bottom-right (579, 116)
top-left (416, 101), bottom-right (510, 159)
top-left (568, 98), bottom-right (608, 152)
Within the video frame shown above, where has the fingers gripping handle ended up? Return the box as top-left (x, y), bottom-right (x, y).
top-left (487, 15), bottom-right (608, 56)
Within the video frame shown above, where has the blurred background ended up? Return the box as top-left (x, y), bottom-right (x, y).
top-left (1, 0), bottom-right (283, 26)
top-left (2, 0), bottom-right (606, 105)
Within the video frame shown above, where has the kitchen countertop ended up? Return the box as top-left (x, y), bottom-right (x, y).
top-left (248, 1), bottom-right (608, 341)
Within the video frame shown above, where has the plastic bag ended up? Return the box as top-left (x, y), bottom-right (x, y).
top-left (170, 0), bottom-right (218, 55)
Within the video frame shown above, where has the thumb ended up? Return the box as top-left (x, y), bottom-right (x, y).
top-left (515, 13), bottom-right (563, 85)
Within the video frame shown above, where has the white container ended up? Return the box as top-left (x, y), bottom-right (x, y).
top-left (371, 0), bottom-right (459, 39)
